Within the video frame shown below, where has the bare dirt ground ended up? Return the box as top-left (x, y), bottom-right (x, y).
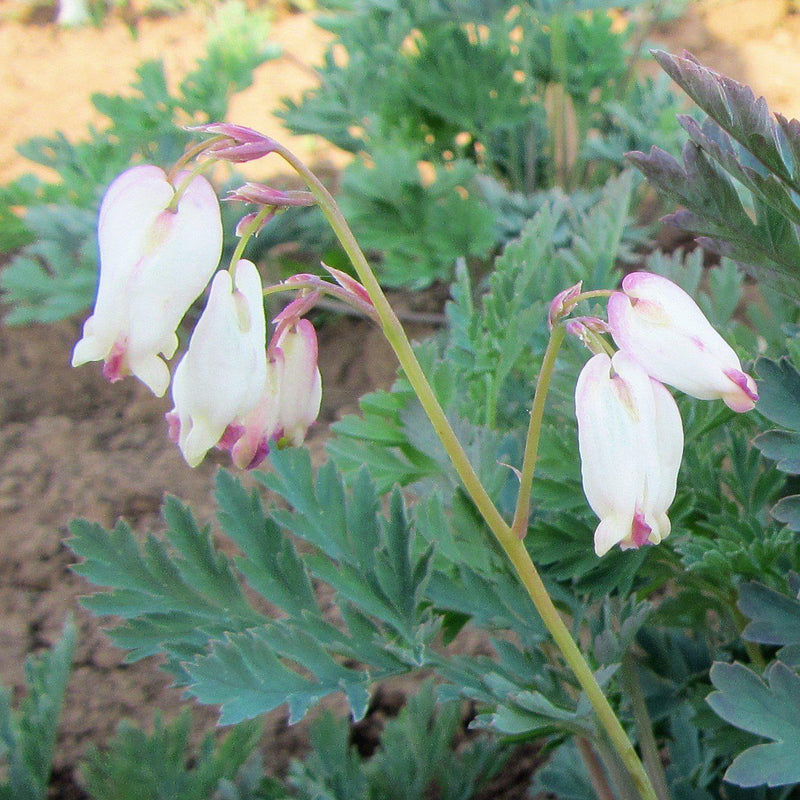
top-left (0, 0), bottom-right (798, 796)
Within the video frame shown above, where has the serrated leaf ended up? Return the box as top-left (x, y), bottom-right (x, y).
top-left (652, 51), bottom-right (796, 188)
top-left (260, 450), bottom-right (435, 646)
top-left (707, 661), bottom-right (800, 787)
top-left (187, 627), bottom-right (372, 726)
top-left (68, 509), bottom-right (266, 677)
top-left (214, 470), bottom-right (319, 618)
top-left (630, 52), bottom-right (800, 297)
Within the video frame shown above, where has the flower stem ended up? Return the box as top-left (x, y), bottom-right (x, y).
top-left (273, 143), bottom-right (513, 539)
top-left (503, 537), bottom-right (658, 800)
top-left (167, 159), bottom-right (214, 212)
top-left (511, 322), bottom-right (565, 538)
top-left (170, 134), bottom-right (227, 178)
top-left (262, 280), bottom-right (379, 323)
top-left (275, 143), bottom-right (659, 800)
top-left (621, 653), bottom-right (673, 800)
top-left (229, 206), bottom-right (275, 269)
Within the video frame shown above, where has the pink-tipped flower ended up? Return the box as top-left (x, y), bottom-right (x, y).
top-left (71, 165), bottom-right (222, 397)
top-left (273, 319), bottom-right (322, 446)
top-left (216, 359), bottom-right (282, 469)
top-left (608, 272), bottom-right (758, 412)
top-left (194, 123), bottom-right (278, 163)
top-left (576, 350), bottom-right (684, 557)
top-left (167, 260), bottom-right (267, 467)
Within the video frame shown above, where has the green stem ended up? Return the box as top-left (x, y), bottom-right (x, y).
top-left (622, 653), bottom-right (673, 800)
top-left (274, 143), bottom-right (513, 539)
top-left (576, 737), bottom-right (617, 800)
top-left (228, 206), bottom-right (275, 269)
top-left (274, 143), bottom-right (659, 800)
top-left (167, 159), bottom-right (213, 212)
top-left (169, 134), bottom-right (227, 180)
top-left (511, 323), bottom-right (565, 538)
top-left (503, 537), bottom-right (657, 800)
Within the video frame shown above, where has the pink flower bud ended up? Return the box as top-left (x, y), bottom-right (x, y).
top-left (167, 260), bottom-right (267, 467)
top-left (565, 316), bottom-right (610, 353)
top-left (235, 211), bottom-right (275, 238)
top-left (273, 319), bottom-right (322, 446)
top-left (608, 272), bottom-right (758, 412)
top-left (193, 123), bottom-right (278, 163)
top-left (71, 165), bottom-right (222, 397)
top-left (576, 351), bottom-right (683, 556)
top-left (322, 264), bottom-right (373, 306)
top-left (227, 183), bottom-right (315, 207)
top-left (548, 281), bottom-right (583, 329)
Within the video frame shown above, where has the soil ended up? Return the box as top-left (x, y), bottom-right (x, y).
top-left (0, 0), bottom-right (798, 796)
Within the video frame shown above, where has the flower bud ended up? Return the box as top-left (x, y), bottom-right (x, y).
top-left (167, 260), bottom-right (267, 467)
top-left (548, 281), bottom-right (582, 329)
top-left (576, 351), bottom-right (683, 556)
top-left (608, 272), bottom-right (757, 412)
top-left (193, 123), bottom-right (278, 163)
top-left (274, 319), bottom-right (322, 446)
top-left (227, 183), bottom-right (315, 207)
top-left (71, 165), bottom-right (222, 397)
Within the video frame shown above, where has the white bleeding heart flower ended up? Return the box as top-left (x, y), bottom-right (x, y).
top-left (575, 350), bottom-right (684, 557)
top-left (273, 319), bottom-right (322, 447)
top-left (72, 165), bottom-right (223, 397)
top-left (608, 271), bottom-right (758, 412)
top-left (167, 260), bottom-right (267, 467)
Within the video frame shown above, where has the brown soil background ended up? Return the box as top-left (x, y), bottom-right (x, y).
top-left (0, 0), bottom-right (798, 795)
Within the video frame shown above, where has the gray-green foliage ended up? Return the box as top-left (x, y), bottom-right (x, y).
top-left (289, 682), bottom-right (507, 800)
top-left (0, 620), bottom-right (75, 800)
top-left (628, 49), bottom-right (800, 299)
top-left (81, 711), bottom-right (263, 800)
top-left (337, 146), bottom-right (496, 289)
top-left (708, 661), bottom-right (800, 788)
top-left (628, 50), bottom-right (800, 783)
top-left (0, 1), bottom-right (276, 325)
top-left (280, 0), bottom-right (683, 287)
top-left (330, 170), bottom-right (636, 492)
top-left (0, 628), bottom-right (508, 800)
top-left (752, 353), bottom-right (800, 531)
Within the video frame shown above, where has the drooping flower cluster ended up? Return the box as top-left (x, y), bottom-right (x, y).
top-left (72, 155), bottom-right (333, 469)
top-left (565, 272), bottom-right (758, 556)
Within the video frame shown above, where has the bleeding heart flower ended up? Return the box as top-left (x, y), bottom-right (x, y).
top-left (273, 319), bottom-right (322, 446)
top-left (167, 260), bottom-right (267, 467)
top-left (576, 350), bottom-right (683, 556)
top-left (608, 272), bottom-right (758, 412)
top-left (71, 165), bottom-right (222, 397)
